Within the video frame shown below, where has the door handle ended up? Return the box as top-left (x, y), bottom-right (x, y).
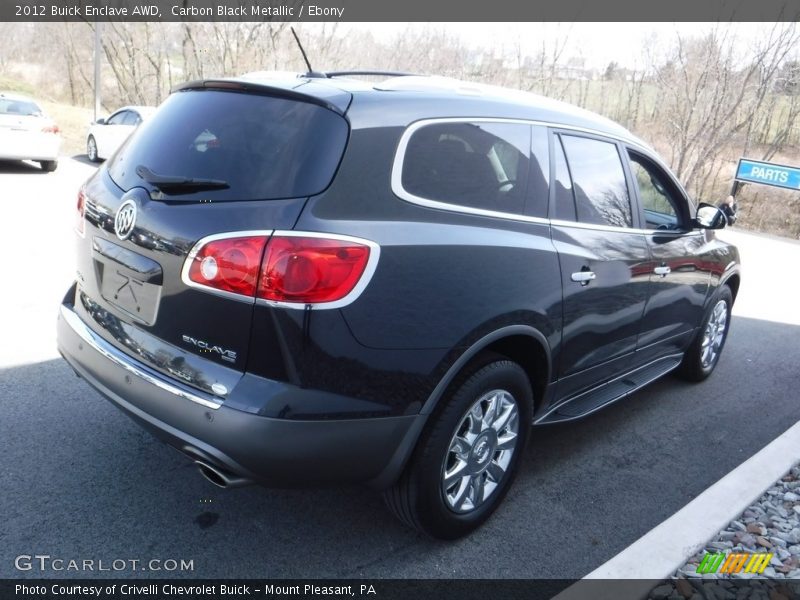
top-left (571, 270), bottom-right (596, 285)
top-left (654, 265), bottom-right (671, 277)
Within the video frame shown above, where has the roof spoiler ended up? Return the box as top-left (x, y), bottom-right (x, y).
top-left (324, 71), bottom-right (419, 78)
top-left (170, 79), bottom-right (349, 115)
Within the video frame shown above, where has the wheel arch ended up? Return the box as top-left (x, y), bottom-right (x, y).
top-left (721, 272), bottom-right (741, 304)
top-left (368, 325), bottom-right (551, 490)
top-left (421, 325), bottom-right (551, 416)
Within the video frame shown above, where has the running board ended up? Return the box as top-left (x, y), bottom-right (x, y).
top-left (535, 354), bottom-right (683, 425)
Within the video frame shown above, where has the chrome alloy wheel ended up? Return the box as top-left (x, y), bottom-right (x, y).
top-left (701, 299), bottom-right (728, 368)
top-left (441, 389), bottom-right (519, 514)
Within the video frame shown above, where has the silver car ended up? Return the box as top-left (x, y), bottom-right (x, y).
top-left (0, 92), bottom-right (61, 172)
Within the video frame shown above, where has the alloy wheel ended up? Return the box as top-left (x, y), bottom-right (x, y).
top-left (701, 299), bottom-right (728, 368)
top-left (441, 389), bottom-right (519, 514)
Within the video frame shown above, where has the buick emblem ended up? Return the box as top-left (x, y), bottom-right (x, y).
top-left (114, 200), bottom-right (137, 240)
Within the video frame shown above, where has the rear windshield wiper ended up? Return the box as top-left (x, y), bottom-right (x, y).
top-left (136, 165), bottom-right (229, 192)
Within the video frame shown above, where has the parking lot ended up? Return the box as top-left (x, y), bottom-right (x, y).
top-left (1, 157), bottom-right (799, 579)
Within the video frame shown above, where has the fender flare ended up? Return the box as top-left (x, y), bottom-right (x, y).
top-left (420, 324), bottom-right (551, 415)
top-left (368, 324), bottom-right (552, 489)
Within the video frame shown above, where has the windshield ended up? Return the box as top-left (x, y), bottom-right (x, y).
top-left (108, 89), bottom-right (349, 202)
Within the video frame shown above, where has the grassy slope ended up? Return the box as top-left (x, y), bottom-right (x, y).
top-left (42, 101), bottom-right (94, 157)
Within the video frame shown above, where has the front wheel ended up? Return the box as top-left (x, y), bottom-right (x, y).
top-left (39, 160), bottom-right (57, 172)
top-left (384, 358), bottom-right (533, 539)
top-left (676, 286), bottom-right (733, 382)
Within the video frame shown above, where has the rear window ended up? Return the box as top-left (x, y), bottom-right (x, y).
top-left (0, 99), bottom-right (42, 116)
top-left (108, 89), bottom-right (349, 202)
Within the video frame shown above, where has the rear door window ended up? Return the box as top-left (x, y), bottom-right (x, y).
top-left (560, 134), bottom-right (633, 228)
top-left (401, 121), bottom-right (533, 216)
top-left (108, 89), bottom-right (349, 202)
top-left (553, 135), bottom-right (576, 222)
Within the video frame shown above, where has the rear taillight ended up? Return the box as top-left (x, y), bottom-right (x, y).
top-left (258, 236), bottom-right (372, 304)
top-left (183, 232), bottom-right (376, 306)
top-left (187, 235), bottom-right (268, 297)
top-left (76, 188), bottom-right (86, 236)
top-left (42, 125), bottom-right (60, 134)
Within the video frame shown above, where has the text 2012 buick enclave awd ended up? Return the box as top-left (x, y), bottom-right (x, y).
top-left (57, 72), bottom-right (740, 539)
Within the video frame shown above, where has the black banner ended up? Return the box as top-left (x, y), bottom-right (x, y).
top-left (4, 579), bottom-right (800, 600)
top-left (3, 0), bottom-right (800, 22)
top-left (5, 580), bottom-right (574, 600)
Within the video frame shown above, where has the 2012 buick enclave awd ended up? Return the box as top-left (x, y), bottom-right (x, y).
top-left (57, 72), bottom-right (740, 539)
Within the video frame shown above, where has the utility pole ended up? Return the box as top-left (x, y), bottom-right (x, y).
top-left (93, 21), bottom-right (101, 122)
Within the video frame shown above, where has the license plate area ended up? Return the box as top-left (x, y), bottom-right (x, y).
top-left (92, 237), bottom-right (163, 326)
top-left (99, 268), bottom-right (161, 325)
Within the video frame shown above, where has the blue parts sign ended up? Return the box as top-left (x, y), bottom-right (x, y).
top-left (735, 158), bottom-right (800, 191)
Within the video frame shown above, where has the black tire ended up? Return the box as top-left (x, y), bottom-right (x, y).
top-left (384, 357), bottom-right (533, 539)
top-left (676, 286), bottom-right (733, 382)
top-left (87, 136), bottom-right (100, 163)
top-left (39, 160), bottom-right (57, 172)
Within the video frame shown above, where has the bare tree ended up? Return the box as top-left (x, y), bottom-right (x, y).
top-left (650, 24), bottom-right (799, 197)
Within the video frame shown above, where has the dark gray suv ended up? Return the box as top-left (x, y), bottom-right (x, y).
top-left (57, 72), bottom-right (740, 539)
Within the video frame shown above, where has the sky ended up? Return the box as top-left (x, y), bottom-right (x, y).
top-left (334, 22), bottom-right (795, 70)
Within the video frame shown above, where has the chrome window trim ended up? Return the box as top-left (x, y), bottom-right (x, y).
top-left (550, 218), bottom-right (703, 237)
top-left (255, 230), bottom-right (381, 311)
top-left (60, 304), bottom-right (223, 410)
top-left (180, 230), bottom-right (275, 304)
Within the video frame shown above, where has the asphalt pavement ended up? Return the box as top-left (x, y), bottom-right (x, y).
top-left (1, 157), bottom-right (799, 579)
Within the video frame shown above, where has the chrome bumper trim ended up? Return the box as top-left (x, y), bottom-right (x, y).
top-left (60, 304), bottom-right (223, 410)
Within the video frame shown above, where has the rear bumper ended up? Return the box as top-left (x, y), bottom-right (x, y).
top-left (57, 299), bottom-right (425, 489)
top-left (0, 133), bottom-right (61, 161)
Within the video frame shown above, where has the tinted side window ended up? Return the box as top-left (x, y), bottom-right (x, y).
top-left (561, 135), bottom-right (632, 228)
top-left (402, 121), bottom-right (531, 216)
top-left (628, 153), bottom-right (683, 230)
top-left (553, 135), bottom-right (576, 221)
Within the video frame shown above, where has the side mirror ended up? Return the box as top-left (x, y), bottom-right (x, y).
top-left (694, 202), bottom-right (727, 230)
top-left (95, 118), bottom-right (106, 125)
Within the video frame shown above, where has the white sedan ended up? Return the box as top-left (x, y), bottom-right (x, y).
top-left (86, 105), bottom-right (156, 162)
top-left (0, 92), bottom-right (62, 172)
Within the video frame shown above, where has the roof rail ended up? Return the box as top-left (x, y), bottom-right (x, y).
top-left (325, 71), bottom-right (419, 78)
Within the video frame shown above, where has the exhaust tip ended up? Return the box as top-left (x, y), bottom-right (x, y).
top-left (195, 460), bottom-right (253, 489)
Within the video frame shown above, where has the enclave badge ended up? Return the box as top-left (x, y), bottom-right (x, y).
top-left (181, 334), bottom-right (238, 363)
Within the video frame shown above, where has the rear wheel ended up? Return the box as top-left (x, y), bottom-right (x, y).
top-left (87, 136), bottom-right (99, 162)
top-left (39, 160), bottom-right (57, 172)
top-left (676, 286), bottom-right (732, 382)
top-left (384, 357), bottom-right (532, 539)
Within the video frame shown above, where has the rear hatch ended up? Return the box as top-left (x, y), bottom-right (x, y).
top-left (74, 82), bottom-right (350, 398)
